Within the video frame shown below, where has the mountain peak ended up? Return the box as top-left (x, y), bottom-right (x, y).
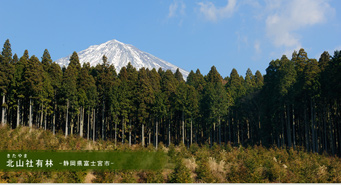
top-left (56, 39), bottom-right (189, 79)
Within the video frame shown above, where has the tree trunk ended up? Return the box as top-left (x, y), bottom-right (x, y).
top-left (80, 106), bottom-right (84, 137)
top-left (182, 110), bottom-right (185, 144)
top-left (229, 116), bottom-right (232, 143)
top-left (190, 116), bottom-right (193, 145)
top-left (235, 112), bottom-right (240, 144)
top-left (1, 94), bottom-right (6, 125)
top-left (323, 106), bottom-right (327, 152)
top-left (327, 108), bottom-right (333, 154)
top-left (115, 118), bottom-right (117, 146)
top-left (156, 118), bottom-right (158, 149)
top-left (330, 121), bottom-right (335, 155)
top-left (247, 119), bottom-right (250, 140)
top-left (93, 108), bottom-right (96, 141)
top-left (213, 122), bottom-right (216, 144)
top-left (77, 111), bottom-right (80, 135)
top-left (258, 113), bottom-right (261, 145)
top-left (71, 117), bottom-right (74, 135)
top-left (286, 105), bottom-right (292, 148)
top-left (195, 118), bottom-right (198, 144)
top-left (149, 128), bottom-right (151, 146)
top-left (29, 98), bottom-right (33, 128)
top-left (168, 118), bottom-right (171, 146)
top-left (40, 103), bottom-right (44, 128)
top-left (219, 116), bottom-right (221, 145)
top-left (281, 112), bottom-right (284, 147)
top-left (102, 101), bottom-right (105, 140)
top-left (224, 119), bottom-right (227, 144)
top-left (163, 118), bottom-right (166, 145)
top-left (87, 107), bottom-right (90, 140)
top-left (53, 103), bottom-right (56, 135)
top-left (16, 99), bottom-right (20, 128)
top-left (237, 120), bottom-right (240, 144)
top-left (304, 106), bottom-right (309, 151)
top-left (122, 117), bottom-right (125, 144)
top-left (36, 113), bottom-right (39, 129)
top-left (129, 119), bottom-right (131, 147)
top-left (65, 99), bottom-right (69, 138)
top-left (209, 127), bottom-right (211, 147)
top-left (142, 123), bottom-right (145, 147)
top-left (311, 99), bottom-right (315, 153)
top-left (292, 105), bottom-right (296, 149)
top-left (44, 114), bottom-right (47, 130)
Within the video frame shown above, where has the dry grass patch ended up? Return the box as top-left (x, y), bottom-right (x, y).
top-left (84, 171), bottom-right (96, 183)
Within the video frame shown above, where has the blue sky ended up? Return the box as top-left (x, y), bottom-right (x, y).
top-left (1, 0), bottom-right (340, 77)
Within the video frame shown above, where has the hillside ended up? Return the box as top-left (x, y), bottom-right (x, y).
top-left (0, 126), bottom-right (340, 183)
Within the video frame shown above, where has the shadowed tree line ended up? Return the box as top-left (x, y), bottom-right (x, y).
top-left (0, 39), bottom-right (340, 156)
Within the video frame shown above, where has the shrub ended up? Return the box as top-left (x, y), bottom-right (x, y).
top-left (1, 126), bottom-right (341, 183)
top-left (189, 143), bottom-right (200, 155)
top-left (54, 170), bottom-right (87, 183)
top-left (120, 170), bottom-right (137, 183)
top-left (137, 170), bottom-right (164, 183)
top-left (92, 170), bottom-right (118, 183)
top-left (169, 160), bottom-right (192, 183)
top-left (195, 159), bottom-right (217, 183)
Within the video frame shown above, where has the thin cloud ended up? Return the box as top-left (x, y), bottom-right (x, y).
top-left (265, 0), bottom-right (334, 49)
top-left (254, 40), bottom-right (261, 54)
top-left (252, 40), bottom-right (262, 60)
top-left (198, 0), bottom-right (237, 22)
top-left (236, 31), bottom-right (248, 51)
top-left (168, 0), bottom-right (186, 18)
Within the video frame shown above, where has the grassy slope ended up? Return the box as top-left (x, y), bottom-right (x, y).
top-left (0, 125), bottom-right (340, 183)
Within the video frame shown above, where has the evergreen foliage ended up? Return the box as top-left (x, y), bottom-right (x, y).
top-left (0, 39), bottom-right (340, 160)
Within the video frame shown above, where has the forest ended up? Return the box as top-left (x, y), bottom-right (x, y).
top-left (0, 39), bottom-right (340, 157)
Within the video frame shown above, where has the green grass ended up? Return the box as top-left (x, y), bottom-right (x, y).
top-left (0, 125), bottom-right (340, 183)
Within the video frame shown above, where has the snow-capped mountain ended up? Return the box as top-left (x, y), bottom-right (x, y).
top-left (56, 39), bottom-right (189, 79)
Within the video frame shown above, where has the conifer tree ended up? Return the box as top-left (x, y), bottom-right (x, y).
top-left (62, 52), bottom-right (79, 136)
top-left (69, 51), bottom-right (81, 72)
top-left (254, 70), bottom-right (264, 89)
top-left (195, 69), bottom-right (206, 93)
top-left (41, 49), bottom-right (52, 72)
top-left (1, 39), bottom-right (12, 63)
top-left (187, 69), bottom-right (206, 144)
top-left (1, 39), bottom-right (14, 125)
top-left (318, 51), bottom-right (331, 152)
top-left (175, 81), bottom-right (188, 144)
top-left (95, 55), bottom-right (117, 140)
top-left (226, 68), bottom-right (242, 100)
top-left (136, 67), bottom-right (153, 146)
top-left (174, 68), bottom-right (184, 82)
top-left (245, 68), bottom-right (255, 93)
top-left (186, 84), bottom-right (199, 145)
top-left (12, 54), bottom-right (18, 64)
top-left (77, 63), bottom-right (97, 137)
top-left (23, 55), bottom-right (45, 128)
top-left (161, 70), bottom-right (178, 146)
top-left (10, 53), bottom-right (26, 127)
top-left (118, 66), bottom-right (131, 144)
top-left (186, 70), bottom-right (196, 86)
top-left (205, 66), bottom-right (222, 84)
top-left (48, 62), bottom-right (62, 134)
top-left (118, 63), bottom-right (138, 145)
top-left (148, 68), bottom-right (162, 148)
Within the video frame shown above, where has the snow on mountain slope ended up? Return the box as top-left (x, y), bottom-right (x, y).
top-left (56, 39), bottom-right (189, 79)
